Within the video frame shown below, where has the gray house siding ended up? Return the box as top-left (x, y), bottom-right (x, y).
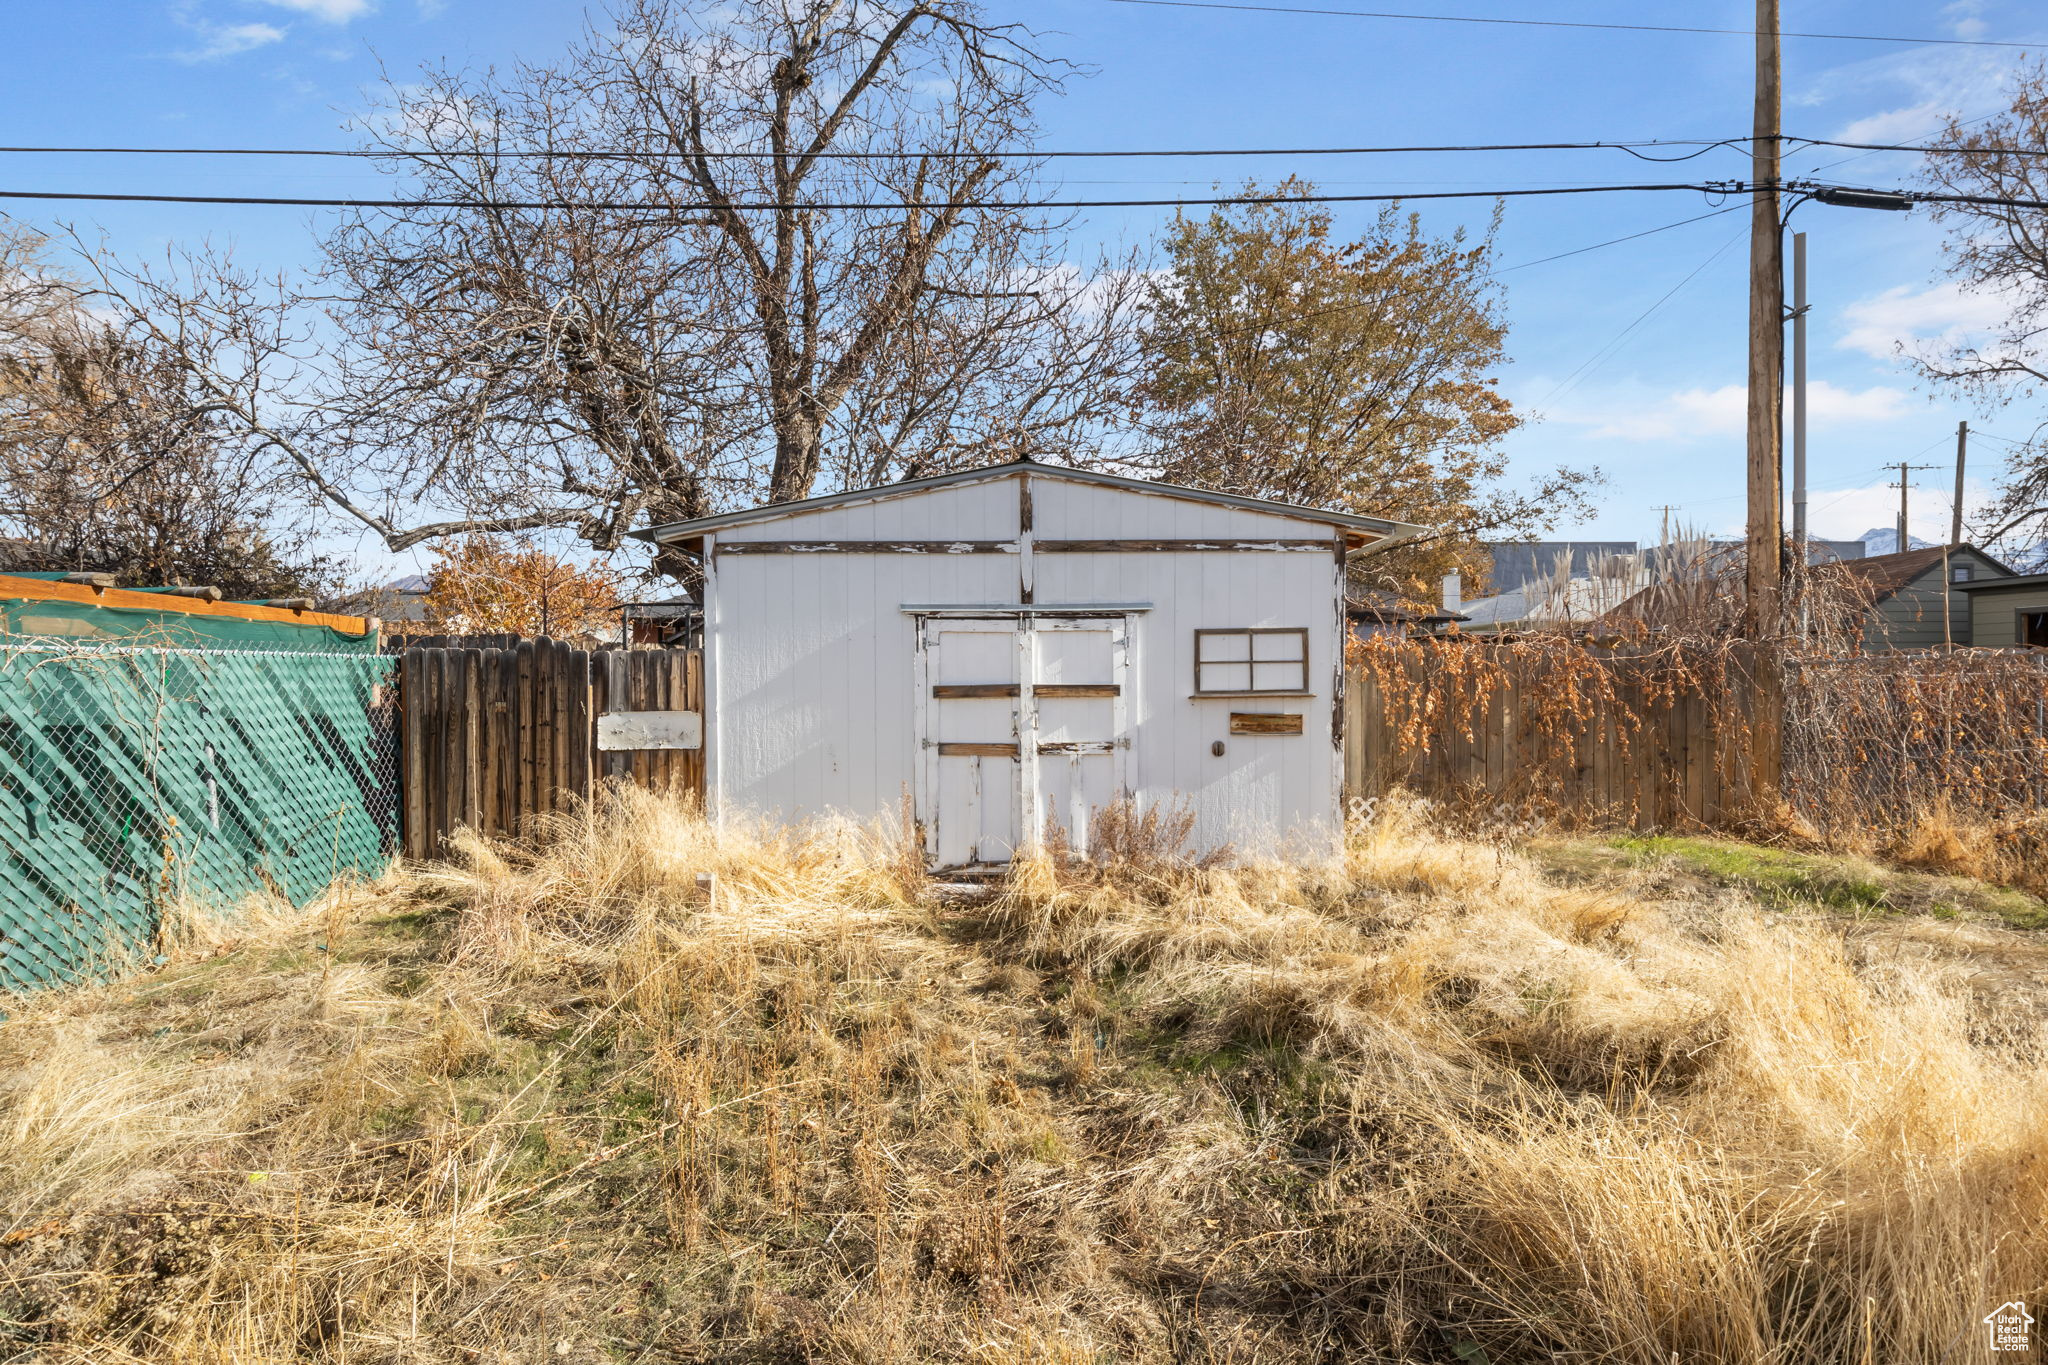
top-left (1956, 580), bottom-right (2048, 648)
top-left (1860, 547), bottom-right (2007, 649)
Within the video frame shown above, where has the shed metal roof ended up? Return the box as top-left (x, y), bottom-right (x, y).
top-left (632, 458), bottom-right (1426, 549)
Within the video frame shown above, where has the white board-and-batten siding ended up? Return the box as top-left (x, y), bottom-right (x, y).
top-left (695, 468), bottom-right (1362, 862)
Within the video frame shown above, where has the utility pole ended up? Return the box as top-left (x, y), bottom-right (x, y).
top-left (1743, 0), bottom-right (1785, 814)
top-left (1892, 462), bottom-right (1940, 552)
top-left (1951, 421), bottom-right (1970, 545)
top-left (1789, 231), bottom-right (1809, 565)
top-left (1745, 0), bottom-right (1784, 635)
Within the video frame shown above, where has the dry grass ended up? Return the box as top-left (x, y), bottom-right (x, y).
top-left (1, 786), bottom-right (2043, 1362)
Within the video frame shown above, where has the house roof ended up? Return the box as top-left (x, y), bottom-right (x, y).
top-left (633, 458), bottom-right (1427, 549)
top-left (1818, 544), bottom-right (2013, 602)
top-left (1953, 570), bottom-right (2048, 591)
top-left (1345, 591), bottom-right (1466, 624)
top-left (1482, 541), bottom-right (1640, 594)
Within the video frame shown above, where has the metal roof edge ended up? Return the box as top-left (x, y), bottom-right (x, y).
top-left (1953, 571), bottom-right (2048, 590)
top-left (631, 459), bottom-right (1426, 544)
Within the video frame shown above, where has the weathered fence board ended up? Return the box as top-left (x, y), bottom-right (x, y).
top-left (400, 642), bottom-right (703, 856)
top-left (1344, 647), bottom-right (1764, 829)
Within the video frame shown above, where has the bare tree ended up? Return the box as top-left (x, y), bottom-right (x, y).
top-left (0, 231), bottom-right (337, 596)
top-left (286, 0), bottom-right (1140, 571)
top-left (1917, 65), bottom-right (2048, 561)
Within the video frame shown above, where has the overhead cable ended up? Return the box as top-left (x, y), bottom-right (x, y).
top-left (0, 139), bottom-right (1740, 161)
top-left (0, 182), bottom-right (1743, 211)
top-left (1100, 0), bottom-right (2039, 48)
top-left (1793, 137), bottom-right (2048, 158)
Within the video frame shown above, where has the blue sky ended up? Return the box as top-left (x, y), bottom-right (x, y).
top-left (7, 0), bottom-right (2045, 578)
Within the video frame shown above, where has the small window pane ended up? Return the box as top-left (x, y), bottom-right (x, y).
top-left (1199, 631), bottom-right (1251, 661)
top-left (1200, 661), bottom-right (1252, 692)
top-left (1253, 661), bottom-right (1303, 691)
top-left (1252, 632), bottom-right (1305, 662)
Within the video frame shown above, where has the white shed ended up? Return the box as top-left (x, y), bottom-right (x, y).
top-left (637, 459), bottom-right (1423, 868)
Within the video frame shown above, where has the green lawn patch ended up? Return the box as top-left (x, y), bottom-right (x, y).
top-left (1533, 833), bottom-right (2048, 931)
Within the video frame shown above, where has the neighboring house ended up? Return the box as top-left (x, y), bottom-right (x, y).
top-left (634, 457), bottom-right (1425, 867)
top-left (1460, 547), bottom-right (1658, 634)
top-left (1481, 541), bottom-right (1640, 596)
top-left (1821, 545), bottom-right (2012, 649)
top-left (1953, 571), bottom-right (2048, 648)
top-left (622, 591), bottom-right (703, 648)
top-left (1464, 538), bottom-right (1867, 635)
top-left (1345, 591), bottom-right (1465, 642)
top-left (1481, 538), bottom-right (1864, 595)
top-left (330, 574), bottom-right (431, 626)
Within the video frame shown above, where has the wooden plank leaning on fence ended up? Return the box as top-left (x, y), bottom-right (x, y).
top-left (400, 642), bottom-right (704, 858)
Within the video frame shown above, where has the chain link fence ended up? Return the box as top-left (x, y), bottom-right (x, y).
top-left (1783, 650), bottom-right (2048, 830)
top-left (0, 639), bottom-right (399, 992)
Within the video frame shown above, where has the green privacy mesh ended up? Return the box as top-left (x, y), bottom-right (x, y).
top-left (0, 596), bottom-right (379, 653)
top-left (0, 644), bottom-right (399, 993)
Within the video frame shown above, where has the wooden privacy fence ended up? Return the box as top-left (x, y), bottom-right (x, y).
top-left (401, 641), bottom-right (702, 856)
top-left (1343, 643), bottom-right (1768, 828)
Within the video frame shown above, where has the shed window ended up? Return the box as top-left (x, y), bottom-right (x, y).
top-left (1952, 564), bottom-right (1974, 582)
top-left (2022, 611), bottom-right (2048, 648)
top-left (1194, 628), bottom-right (1309, 694)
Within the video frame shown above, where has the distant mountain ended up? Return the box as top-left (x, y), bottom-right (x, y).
top-left (1856, 527), bottom-right (1939, 556)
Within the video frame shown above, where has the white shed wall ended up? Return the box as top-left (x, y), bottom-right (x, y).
top-left (1031, 477), bottom-right (1322, 539)
top-left (701, 470), bottom-right (1347, 861)
top-left (717, 479), bottom-right (1018, 542)
top-left (1035, 549), bottom-right (1343, 857)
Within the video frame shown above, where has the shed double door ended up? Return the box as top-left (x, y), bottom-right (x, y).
top-left (916, 615), bottom-right (1130, 869)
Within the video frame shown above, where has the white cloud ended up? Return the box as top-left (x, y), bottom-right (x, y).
top-left (1790, 42), bottom-right (2025, 152)
top-left (1837, 280), bottom-right (2013, 360)
top-left (174, 21), bottom-right (285, 61)
top-left (1836, 101), bottom-right (1948, 145)
top-left (257, 0), bottom-right (373, 21)
top-left (1805, 475), bottom-right (1995, 543)
top-left (1546, 381), bottom-right (1915, 441)
top-left (1944, 0), bottom-right (1989, 42)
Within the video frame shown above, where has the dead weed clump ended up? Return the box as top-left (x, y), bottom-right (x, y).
top-left (0, 784), bottom-right (2043, 1362)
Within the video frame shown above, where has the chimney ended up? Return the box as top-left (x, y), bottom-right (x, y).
top-left (1441, 571), bottom-right (1462, 613)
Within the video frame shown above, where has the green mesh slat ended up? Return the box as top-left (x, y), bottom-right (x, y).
top-left (0, 645), bottom-right (398, 992)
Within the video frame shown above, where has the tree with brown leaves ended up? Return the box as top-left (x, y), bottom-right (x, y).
top-left (1135, 184), bottom-right (1598, 599)
top-left (418, 538), bottom-right (624, 641)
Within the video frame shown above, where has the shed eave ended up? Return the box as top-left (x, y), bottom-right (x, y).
top-left (629, 459), bottom-right (1427, 545)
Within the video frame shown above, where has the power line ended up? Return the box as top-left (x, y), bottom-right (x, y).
top-left (1790, 109), bottom-right (2010, 177)
top-left (1150, 201), bottom-right (1747, 350)
top-left (0, 181), bottom-right (1740, 211)
top-left (1099, 0), bottom-right (2039, 48)
top-left (0, 138), bottom-right (1741, 161)
top-left (27, 134), bottom-right (2048, 163)
top-left (1794, 136), bottom-right (2048, 158)
top-left (1491, 203), bottom-right (1745, 273)
top-left (1534, 223), bottom-right (1749, 410)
